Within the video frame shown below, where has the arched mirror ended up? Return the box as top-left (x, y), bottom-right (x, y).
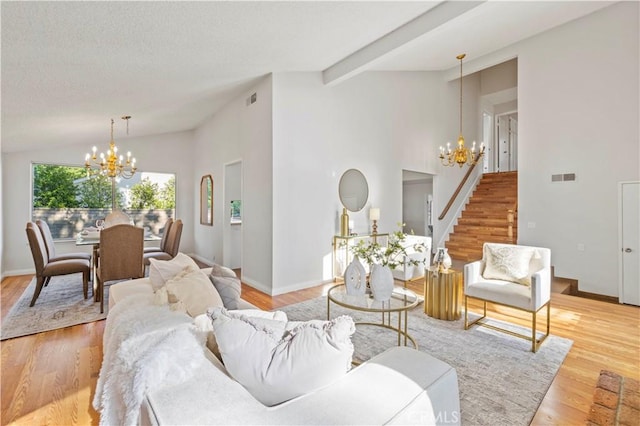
top-left (200, 175), bottom-right (213, 226)
top-left (338, 169), bottom-right (368, 212)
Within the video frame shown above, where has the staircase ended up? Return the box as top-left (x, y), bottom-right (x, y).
top-left (445, 171), bottom-right (518, 262)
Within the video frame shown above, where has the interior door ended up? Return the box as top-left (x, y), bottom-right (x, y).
top-left (497, 114), bottom-right (518, 172)
top-left (509, 116), bottom-right (518, 171)
top-left (620, 182), bottom-right (640, 305)
top-left (497, 115), bottom-right (510, 171)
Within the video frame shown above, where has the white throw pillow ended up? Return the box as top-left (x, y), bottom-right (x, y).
top-left (209, 307), bottom-right (355, 406)
top-left (148, 253), bottom-right (200, 291)
top-left (164, 268), bottom-right (223, 317)
top-left (482, 244), bottom-right (536, 286)
top-left (197, 309), bottom-right (289, 360)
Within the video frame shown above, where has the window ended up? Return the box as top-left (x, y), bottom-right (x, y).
top-left (32, 163), bottom-right (176, 240)
top-left (230, 200), bottom-right (242, 224)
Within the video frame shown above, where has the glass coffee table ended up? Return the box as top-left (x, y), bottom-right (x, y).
top-left (327, 284), bottom-right (419, 349)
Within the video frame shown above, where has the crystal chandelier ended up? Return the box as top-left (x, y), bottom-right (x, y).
top-left (85, 116), bottom-right (137, 179)
top-left (439, 54), bottom-right (485, 167)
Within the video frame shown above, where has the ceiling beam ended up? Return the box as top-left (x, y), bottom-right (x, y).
top-left (322, 1), bottom-right (485, 86)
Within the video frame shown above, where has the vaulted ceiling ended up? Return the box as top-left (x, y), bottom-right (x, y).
top-left (1, 1), bottom-right (615, 153)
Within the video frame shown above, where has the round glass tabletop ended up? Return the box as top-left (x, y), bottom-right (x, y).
top-left (327, 284), bottom-right (419, 313)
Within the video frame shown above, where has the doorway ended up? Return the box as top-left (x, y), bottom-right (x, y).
top-left (223, 160), bottom-right (242, 269)
top-left (619, 181), bottom-right (639, 305)
top-left (402, 170), bottom-right (434, 238)
top-left (495, 113), bottom-right (518, 172)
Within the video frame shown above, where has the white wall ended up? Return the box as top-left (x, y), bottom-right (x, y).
top-left (515, 2), bottom-right (639, 296)
top-left (403, 178), bottom-right (433, 237)
top-left (270, 71), bottom-right (463, 294)
top-left (192, 75), bottom-right (273, 293)
top-left (0, 146), bottom-right (3, 279)
top-left (1, 130), bottom-right (196, 275)
top-left (224, 161), bottom-right (242, 269)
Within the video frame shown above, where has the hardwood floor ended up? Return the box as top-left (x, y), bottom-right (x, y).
top-left (1, 273), bottom-right (639, 425)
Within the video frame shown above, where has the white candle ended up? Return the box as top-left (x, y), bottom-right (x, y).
top-left (369, 208), bottom-right (380, 221)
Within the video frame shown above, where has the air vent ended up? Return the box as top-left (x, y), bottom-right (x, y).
top-left (246, 92), bottom-right (257, 106)
top-left (552, 173), bottom-right (576, 182)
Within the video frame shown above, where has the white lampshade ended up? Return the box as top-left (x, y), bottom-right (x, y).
top-left (369, 208), bottom-right (380, 221)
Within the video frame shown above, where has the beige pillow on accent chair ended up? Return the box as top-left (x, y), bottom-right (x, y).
top-left (482, 244), bottom-right (538, 286)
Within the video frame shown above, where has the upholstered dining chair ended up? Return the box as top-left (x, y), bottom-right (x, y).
top-left (36, 220), bottom-right (92, 284)
top-left (144, 218), bottom-right (173, 254)
top-left (143, 219), bottom-right (182, 265)
top-left (25, 222), bottom-right (91, 307)
top-left (96, 224), bottom-right (144, 313)
top-left (464, 242), bottom-right (552, 352)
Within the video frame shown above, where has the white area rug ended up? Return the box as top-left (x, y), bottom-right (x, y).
top-left (279, 296), bottom-right (573, 426)
top-left (1, 273), bottom-right (108, 340)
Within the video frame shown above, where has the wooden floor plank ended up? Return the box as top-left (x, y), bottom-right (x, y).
top-left (1, 273), bottom-right (639, 426)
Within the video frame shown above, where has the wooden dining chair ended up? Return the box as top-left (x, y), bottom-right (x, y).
top-left (144, 218), bottom-right (173, 254)
top-left (25, 222), bottom-right (91, 307)
top-left (143, 219), bottom-right (183, 265)
top-left (96, 224), bottom-right (144, 313)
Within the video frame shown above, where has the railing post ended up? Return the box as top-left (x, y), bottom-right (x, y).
top-left (507, 209), bottom-right (515, 242)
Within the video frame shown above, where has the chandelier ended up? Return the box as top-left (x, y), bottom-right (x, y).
top-left (439, 53), bottom-right (485, 167)
top-left (85, 116), bottom-right (137, 179)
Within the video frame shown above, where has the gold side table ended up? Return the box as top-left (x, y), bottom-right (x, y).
top-left (424, 268), bottom-right (463, 320)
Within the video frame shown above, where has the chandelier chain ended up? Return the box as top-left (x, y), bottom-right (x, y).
top-left (459, 53), bottom-right (463, 138)
top-left (439, 53), bottom-right (485, 167)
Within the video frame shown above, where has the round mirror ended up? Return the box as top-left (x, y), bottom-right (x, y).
top-left (338, 169), bottom-right (369, 212)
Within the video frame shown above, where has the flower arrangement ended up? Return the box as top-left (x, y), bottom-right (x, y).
top-left (350, 224), bottom-right (427, 270)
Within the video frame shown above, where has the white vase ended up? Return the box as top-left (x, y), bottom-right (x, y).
top-left (434, 247), bottom-right (452, 272)
top-left (344, 256), bottom-right (367, 295)
top-left (442, 248), bottom-right (452, 270)
top-left (369, 264), bottom-right (394, 301)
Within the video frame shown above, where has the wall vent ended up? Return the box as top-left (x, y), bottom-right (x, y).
top-left (552, 173), bottom-right (576, 182)
top-left (246, 92), bottom-right (257, 106)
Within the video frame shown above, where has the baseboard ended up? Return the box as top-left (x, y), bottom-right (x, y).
top-left (1, 268), bottom-right (36, 279)
top-left (575, 290), bottom-right (619, 304)
top-left (188, 253), bottom-right (215, 267)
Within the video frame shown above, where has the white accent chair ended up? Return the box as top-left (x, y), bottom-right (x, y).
top-left (392, 235), bottom-right (432, 282)
top-left (463, 242), bottom-right (551, 352)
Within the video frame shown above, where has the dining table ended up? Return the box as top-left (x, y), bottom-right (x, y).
top-left (76, 231), bottom-right (161, 302)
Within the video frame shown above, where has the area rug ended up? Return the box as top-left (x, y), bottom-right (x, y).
top-left (279, 296), bottom-right (573, 426)
top-left (587, 370), bottom-right (640, 425)
top-left (1, 273), bottom-right (108, 340)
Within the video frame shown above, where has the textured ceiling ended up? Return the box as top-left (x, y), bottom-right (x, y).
top-left (1, 1), bottom-right (615, 153)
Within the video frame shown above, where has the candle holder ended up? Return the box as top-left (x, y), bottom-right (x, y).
top-left (369, 207), bottom-right (380, 235)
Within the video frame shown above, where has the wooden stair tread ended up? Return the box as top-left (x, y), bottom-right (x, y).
top-left (445, 172), bottom-right (518, 261)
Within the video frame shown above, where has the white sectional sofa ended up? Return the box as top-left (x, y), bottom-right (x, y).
top-left (99, 266), bottom-right (460, 426)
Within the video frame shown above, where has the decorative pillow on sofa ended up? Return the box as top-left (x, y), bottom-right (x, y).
top-left (209, 307), bottom-right (355, 407)
top-left (210, 263), bottom-right (238, 278)
top-left (164, 268), bottom-right (223, 317)
top-left (208, 275), bottom-right (241, 310)
top-left (148, 253), bottom-right (200, 291)
top-left (482, 244), bottom-right (537, 286)
top-left (196, 309), bottom-right (288, 360)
